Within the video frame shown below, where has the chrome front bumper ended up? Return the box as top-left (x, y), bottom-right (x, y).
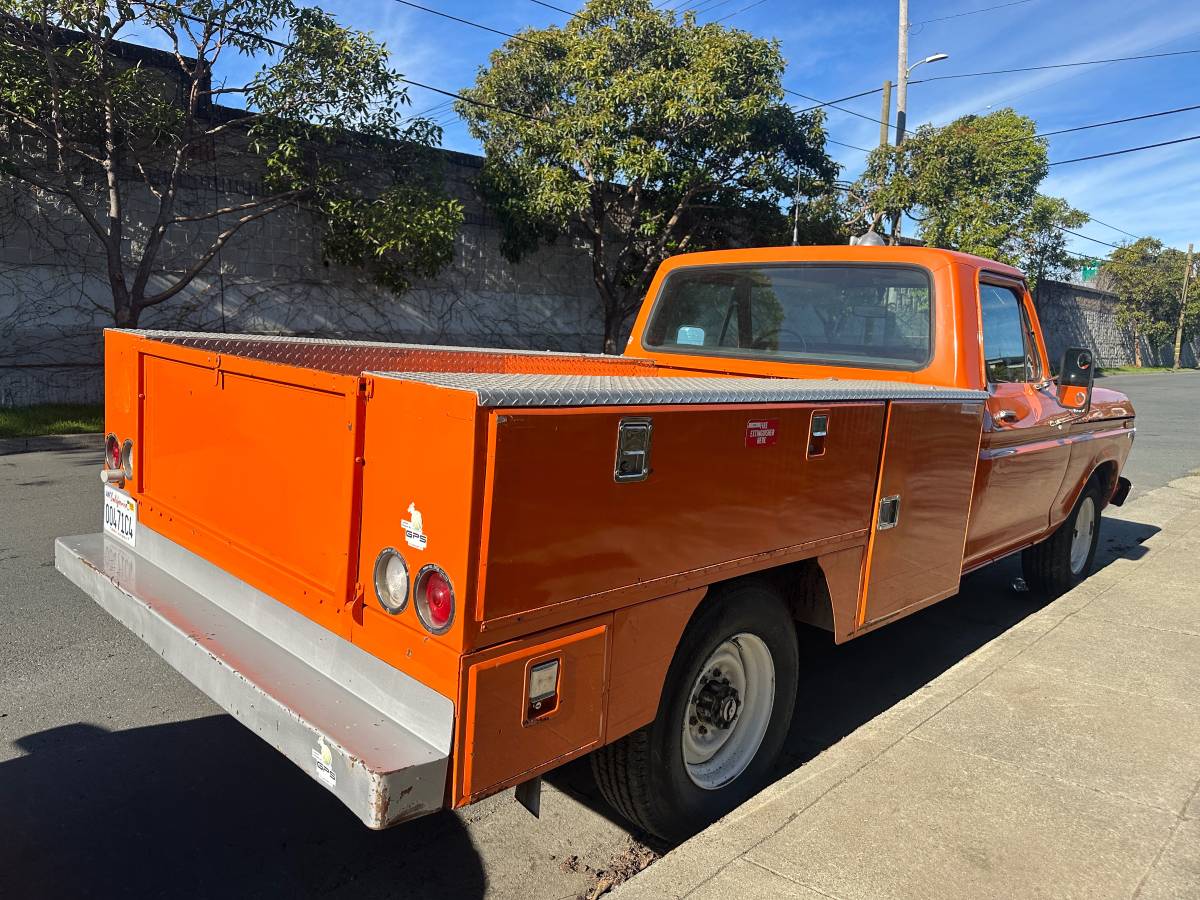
top-left (55, 528), bottom-right (453, 829)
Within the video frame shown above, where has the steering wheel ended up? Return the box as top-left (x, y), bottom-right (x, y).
top-left (753, 327), bottom-right (808, 352)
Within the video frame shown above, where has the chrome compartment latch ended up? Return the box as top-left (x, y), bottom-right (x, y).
top-left (878, 495), bottom-right (901, 530)
top-left (614, 418), bottom-right (653, 482)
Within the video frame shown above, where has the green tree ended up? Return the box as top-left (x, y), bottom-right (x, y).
top-left (456, 0), bottom-right (837, 352)
top-left (857, 109), bottom-right (1048, 258)
top-left (1103, 238), bottom-right (1199, 367)
top-left (0, 1), bottom-right (463, 327)
top-left (1014, 194), bottom-right (1088, 295)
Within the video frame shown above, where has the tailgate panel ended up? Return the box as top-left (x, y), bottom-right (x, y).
top-left (137, 349), bottom-right (362, 634)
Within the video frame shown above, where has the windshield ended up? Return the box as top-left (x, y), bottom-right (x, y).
top-left (643, 264), bottom-right (932, 369)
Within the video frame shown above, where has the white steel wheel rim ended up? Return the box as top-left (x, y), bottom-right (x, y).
top-left (681, 633), bottom-right (775, 791)
top-left (1070, 495), bottom-right (1096, 575)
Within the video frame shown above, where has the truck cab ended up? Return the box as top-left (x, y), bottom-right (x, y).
top-left (628, 246), bottom-right (1134, 589)
top-left (57, 246), bottom-right (1134, 842)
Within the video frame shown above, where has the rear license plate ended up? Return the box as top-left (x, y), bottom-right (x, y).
top-left (103, 485), bottom-right (138, 547)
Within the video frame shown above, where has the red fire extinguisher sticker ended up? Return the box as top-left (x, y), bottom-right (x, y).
top-left (745, 419), bottom-right (778, 448)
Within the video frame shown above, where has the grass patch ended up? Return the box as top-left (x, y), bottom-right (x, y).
top-left (0, 403), bottom-right (104, 438)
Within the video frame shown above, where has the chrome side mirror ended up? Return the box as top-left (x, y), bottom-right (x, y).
top-left (1057, 347), bottom-right (1094, 412)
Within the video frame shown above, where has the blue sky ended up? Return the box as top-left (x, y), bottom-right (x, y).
top-left (137, 0), bottom-right (1200, 256)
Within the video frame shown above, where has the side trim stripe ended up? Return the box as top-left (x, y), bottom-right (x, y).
top-left (980, 425), bottom-right (1134, 461)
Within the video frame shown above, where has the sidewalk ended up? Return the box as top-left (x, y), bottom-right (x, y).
top-left (617, 475), bottom-right (1200, 900)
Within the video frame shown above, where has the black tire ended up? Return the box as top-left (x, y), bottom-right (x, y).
top-left (591, 580), bottom-right (800, 843)
top-left (1022, 479), bottom-right (1103, 599)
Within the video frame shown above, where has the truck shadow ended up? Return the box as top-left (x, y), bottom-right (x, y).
top-left (0, 516), bottom-right (1160, 888)
top-left (550, 513), bottom-right (1160, 847)
top-left (0, 718), bottom-right (487, 899)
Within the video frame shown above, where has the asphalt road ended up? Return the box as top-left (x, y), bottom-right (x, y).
top-left (1, 372), bottom-right (1196, 899)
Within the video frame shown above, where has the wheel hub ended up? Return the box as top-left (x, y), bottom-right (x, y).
top-left (681, 633), bottom-right (776, 791)
top-left (694, 678), bottom-right (741, 730)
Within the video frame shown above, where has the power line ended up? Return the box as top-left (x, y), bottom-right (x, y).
top-left (684, 0), bottom-right (740, 16)
top-left (910, 48), bottom-right (1200, 85)
top-left (1087, 216), bottom-right (1141, 241)
top-left (792, 86), bottom-right (886, 114)
top-left (798, 48), bottom-right (1200, 120)
top-left (164, 6), bottom-right (547, 125)
top-left (389, 0), bottom-right (554, 50)
top-left (1033, 103), bottom-right (1200, 140)
top-left (712, 0), bottom-right (770, 24)
top-left (827, 138), bottom-right (873, 153)
top-left (526, 0), bottom-right (578, 15)
top-left (1055, 226), bottom-right (1122, 251)
top-left (396, 78), bottom-right (551, 123)
top-left (1048, 133), bottom-right (1200, 166)
top-left (911, 0), bottom-right (1034, 27)
top-left (784, 88), bottom-right (890, 128)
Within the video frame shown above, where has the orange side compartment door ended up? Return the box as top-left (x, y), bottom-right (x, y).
top-left (862, 400), bottom-right (983, 625)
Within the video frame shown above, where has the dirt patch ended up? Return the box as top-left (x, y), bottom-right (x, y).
top-left (568, 838), bottom-right (660, 899)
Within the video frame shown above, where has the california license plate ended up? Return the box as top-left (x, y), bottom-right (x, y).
top-left (103, 485), bottom-right (138, 547)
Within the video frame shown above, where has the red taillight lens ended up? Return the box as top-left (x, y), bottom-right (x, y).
top-left (105, 434), bottom-right (120, 470)
top-left (415, 566), bottom-right (455, 634)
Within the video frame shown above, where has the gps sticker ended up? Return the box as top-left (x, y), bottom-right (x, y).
top-left (402, 502), bottom-right (428, 551)
top-left (312, 737), bottom-right (337, 789)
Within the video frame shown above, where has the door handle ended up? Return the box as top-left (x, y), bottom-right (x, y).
top-left (994, 409), bottom-right (1019, 424)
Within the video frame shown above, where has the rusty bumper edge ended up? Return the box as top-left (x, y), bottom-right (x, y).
top-left (54, 531), bottom-right (453, 829)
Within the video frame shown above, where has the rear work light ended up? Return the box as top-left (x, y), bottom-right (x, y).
top-left (372, 548), bottom-right (409, 614)
top-left (414, 565), bottom-right (455, 634)
top-left (120, 439), bottom-right (134, 480)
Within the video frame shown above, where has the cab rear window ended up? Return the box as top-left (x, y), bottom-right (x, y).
top-left (643, 264), bottom-right (932, 370)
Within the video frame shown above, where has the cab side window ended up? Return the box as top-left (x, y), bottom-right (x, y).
top-left (980, 283), bottom-right (1040, 384)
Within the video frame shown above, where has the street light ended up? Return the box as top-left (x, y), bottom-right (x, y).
top-left (909, 52), bottom-right (949, 75)
top-left (895, 51), bottom-right (949, 144)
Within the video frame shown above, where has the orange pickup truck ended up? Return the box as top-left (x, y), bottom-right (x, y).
top-left (57, 246), bottom-right (1134, 841)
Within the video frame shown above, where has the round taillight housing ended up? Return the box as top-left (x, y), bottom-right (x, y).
top-left (372, 548), bottom-right (409, 614)
top-left (120, 439), bottom-right (134, 480)
top-left (104, 434), bottom-right (121, 471)
top-left (414, 565), bottom-right (454, 635)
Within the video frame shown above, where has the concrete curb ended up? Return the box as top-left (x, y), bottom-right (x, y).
top-left (615, 474), bottom-right (1200, 899)
top-left (0, 433), bottom-right (100, 456)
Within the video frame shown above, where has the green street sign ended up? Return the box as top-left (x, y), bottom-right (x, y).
top-left (1081, 260), bottom-right (1100, 282)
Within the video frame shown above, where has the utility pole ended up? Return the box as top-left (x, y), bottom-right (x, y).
top-left (1173, 242), bottom-right (1194, 369)
top-left (890, 0), bottom-right (910, 243)
top-left (792, 166), bottom-right (801, 245)
top-left (879, 80), bottom-right (892, 147)
top-left (895, 0), bottom-right (909, 145)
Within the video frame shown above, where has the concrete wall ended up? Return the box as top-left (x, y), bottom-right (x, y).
top-left (0, 150), bottom-right (605, 407)
top-left (1034, 280), bottom-right (1198, 369)
top-left (3, 146), bottom-right (1195, 409)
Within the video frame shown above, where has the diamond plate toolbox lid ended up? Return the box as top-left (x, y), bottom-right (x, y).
top-left (368, 371), bottom-right (988, 408)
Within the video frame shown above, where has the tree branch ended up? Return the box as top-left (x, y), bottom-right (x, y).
top-left (139, 198), bottom-right (296, 310)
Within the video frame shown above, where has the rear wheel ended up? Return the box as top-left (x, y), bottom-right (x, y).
top-left (1022, 479), bottom-right (1103, 598)
top-left (591, 581), bottom-right (799, 843)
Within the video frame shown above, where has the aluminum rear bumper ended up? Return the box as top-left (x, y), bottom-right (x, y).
top-left (55, 528), bottom-right (454, 829)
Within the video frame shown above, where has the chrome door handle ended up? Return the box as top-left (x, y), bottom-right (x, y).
top-left (994, 409), bottom-right (1019, 424)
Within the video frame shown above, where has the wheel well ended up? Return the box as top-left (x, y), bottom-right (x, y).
top-left (1092, 461), bottom-right (1119, 506)
top-left (697, 559), bottom-right (835, 637)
